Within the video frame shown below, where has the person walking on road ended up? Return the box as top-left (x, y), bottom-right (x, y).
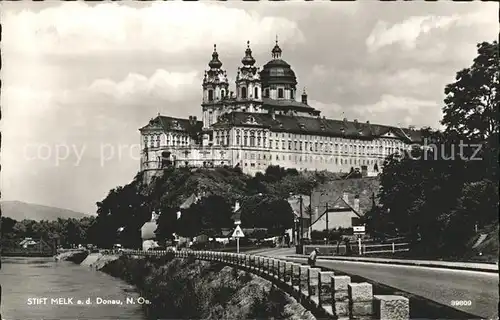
top-left (308, 248), bottom-right (319, 267)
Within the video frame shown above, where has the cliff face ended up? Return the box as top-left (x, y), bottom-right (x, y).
top-left (100, 255), bottom-right (316, 320)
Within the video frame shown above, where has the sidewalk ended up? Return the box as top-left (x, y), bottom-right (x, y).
top-left (287, 254), bottom-right (499, 273)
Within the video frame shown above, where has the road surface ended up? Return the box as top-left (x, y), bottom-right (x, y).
top-left (257, 248), bottom-right (498, 319)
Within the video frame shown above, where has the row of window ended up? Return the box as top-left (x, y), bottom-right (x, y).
top-left (206, 87), bottom-right (294, 101)
top-left (207, 86), bottom-right (261, 101)
top-left (144, 134), bottom-right (190, 148)
top-left (262, 88), bottom-right (294, 99)
top-left (268, 139), bottom-right (404, 155)
top-left (235, 130), bottom-right (404, 148)
top-left (236, 152), bottom-right (380, 166)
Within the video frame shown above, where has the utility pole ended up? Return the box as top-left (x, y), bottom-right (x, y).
top-left (309, 191), bottom-right (313, 239)
top-left (299, 195), bottom-right (303, 249)
top-left (325, 202), bottom-right (329, 234)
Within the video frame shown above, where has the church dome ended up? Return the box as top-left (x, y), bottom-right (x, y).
top-left (260, 59), bottom-right (297, 86)
top-left (259, 39), bottom-right (297, 86)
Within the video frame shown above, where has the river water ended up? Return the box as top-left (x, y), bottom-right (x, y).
top-left (1, 257), bottom-right (146, 320)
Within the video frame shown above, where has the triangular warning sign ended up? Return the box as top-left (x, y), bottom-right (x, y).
top-left (232, 225), bottom-right (245, 238)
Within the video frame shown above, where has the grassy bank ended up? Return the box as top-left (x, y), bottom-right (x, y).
top-left (100, 254), bottom-right (315, 320)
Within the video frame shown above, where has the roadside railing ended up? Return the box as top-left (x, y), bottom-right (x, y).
top-left (304, 242), bottom-right (410, 256)
top-left (117, 249), bottom-right (410, 320)
top-left (362, 243), bottom-right (410, 255)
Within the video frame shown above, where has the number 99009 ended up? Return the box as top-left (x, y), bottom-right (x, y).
top-left (451, 300), bottom-right (472, 306)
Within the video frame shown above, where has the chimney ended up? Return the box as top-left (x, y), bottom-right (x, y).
top-left (301, 87), bottom-right (308, 104)
top-left (342, 192), bottom-right (349, 204)
top-left (269, 109), bottom-right (276, 120)
top-left (353, 195), bottom-right (360, 213)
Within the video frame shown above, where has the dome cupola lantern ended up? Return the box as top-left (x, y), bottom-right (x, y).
top-left (241, 41), bottom-right (256, 66)
top-left (271, 35), bottom-right (282, 59)
top-left (208, 44), bottom-right (223, 69)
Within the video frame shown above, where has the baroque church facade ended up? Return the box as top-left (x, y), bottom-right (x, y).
top-left (139, 40), bottom-right (422, 181)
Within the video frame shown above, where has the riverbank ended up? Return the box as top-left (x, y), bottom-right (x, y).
top-left (100, 254), bottom-right (315, 320)
top-left (55, 250), bottom-right (89, 263)
top-left (60, 250), bottom-right (315, 319)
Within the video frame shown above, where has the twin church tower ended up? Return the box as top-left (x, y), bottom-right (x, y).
top-left (201, 38), bottom-right (315, 131)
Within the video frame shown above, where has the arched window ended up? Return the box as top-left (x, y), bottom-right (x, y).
top-left (241, 87), bottom-right (247, 99)
top-left (254, 87), bottom-right (259, 99)
top-left (278, 88), bottom-right (284, 98)
top-left (290, 89), bottom-right (294, 100)
top-left (264, 88), bottom-right (270, 98)
top-left (208, 89), bottom-right (214, 101)
top-left (221, 89), bottom-right (225, 98)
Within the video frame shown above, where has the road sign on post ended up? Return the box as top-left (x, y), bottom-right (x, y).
top-left (353, 225), bottom-right (366, 236)
top-left (232, 225), bottom-right (245, 253)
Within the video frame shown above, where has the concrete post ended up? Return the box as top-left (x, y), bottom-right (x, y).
top-left (318, 271), bottom-right (335, 307)
top-left (271, 259), bottom-right (278, 277)
top-left (284, 262), bottom-right (293, 284)
top-left (292, 263), bottom-right (302, 288)
top-left (299, 265), bottom-right (309, 294)
top-left (373, 295), bottom-right (409, 320)
top-left (278, 260), bottom-right (285, 281)
top-left (332, 275), bottom-right (351, 318)
top-left (263, 257), bottom-right (269, 273)
top-left (348, 282), bottom-right (373, 319)
top-left (308, 268), bottom-right (321, 298)
top-left (250, 256), bottom-right (256, 270)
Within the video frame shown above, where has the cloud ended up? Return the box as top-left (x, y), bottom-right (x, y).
top-left (87, 69), bottom-right (199, 102)
top-left (308, 99), bottom-right (343, 119)
top-left (1, 68), bottom-right (202, 212)
top-left (348, 94), bottom-right (442, 129)
top-left (3, 2), bottom-right (305, 57)
top-left (366, 12), bottom-right (492, 52)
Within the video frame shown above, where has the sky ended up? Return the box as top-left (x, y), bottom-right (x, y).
top-left (1, 1), bottom-right (497, 214)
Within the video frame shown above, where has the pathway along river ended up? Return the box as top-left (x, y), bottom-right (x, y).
top-left (1, 257), bottom-right (146, 320)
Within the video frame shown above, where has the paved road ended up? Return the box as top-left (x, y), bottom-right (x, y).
top-left (257, 248), bottom-right (498, 319)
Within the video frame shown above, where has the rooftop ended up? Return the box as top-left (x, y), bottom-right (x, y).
top-left (213, 112), bottom-right (422, 142)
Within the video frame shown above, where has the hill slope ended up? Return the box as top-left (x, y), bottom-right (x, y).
top-left (1, 201), bottom-right (89, 221)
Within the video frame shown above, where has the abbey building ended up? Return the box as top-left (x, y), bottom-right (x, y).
top-left (139, 40), bottom-right (422, 180)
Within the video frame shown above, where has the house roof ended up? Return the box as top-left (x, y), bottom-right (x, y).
top-left (287, 195), bottom-right (311, 219)
top-left (139, 115), bottom-right (203, 133)
top-left (141, 221), bottom-right (158, 240)
top-left (311, 195), bottom-right (362, 225)
top-left (261, 98), bottom-right (317, 111)
top-left (213, 112), bottom-right (422, 142)
top-left (179, 193), bottom-right (200, 210)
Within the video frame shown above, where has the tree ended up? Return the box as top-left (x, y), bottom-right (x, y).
top-left (442, 41), bottom-right (499, 142)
